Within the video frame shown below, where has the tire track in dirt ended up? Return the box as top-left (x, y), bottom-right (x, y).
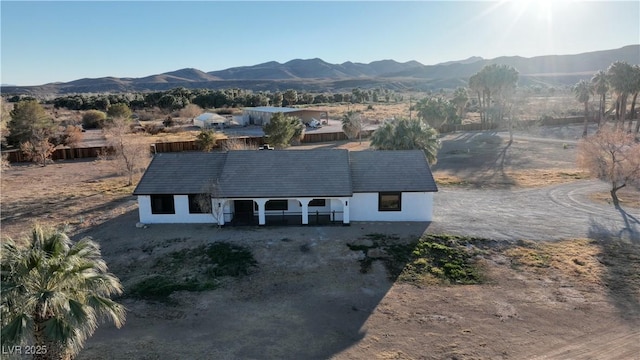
top-left (530, 328), bottom-right (640, 360)
top-left (433, 180), bottom-right (639, 241)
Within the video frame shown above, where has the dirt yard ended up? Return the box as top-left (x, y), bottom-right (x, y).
top-left (1, 124), bottom-right (639, 360)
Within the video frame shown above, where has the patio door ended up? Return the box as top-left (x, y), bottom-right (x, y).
top-left (233, 200), bottom-right (255, 225)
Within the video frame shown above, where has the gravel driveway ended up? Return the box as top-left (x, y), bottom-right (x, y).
top-left (430, 180), bottom-right (640, 242)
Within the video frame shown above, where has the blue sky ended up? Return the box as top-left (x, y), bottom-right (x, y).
top-left (1, 1), bottom-right (639, 86)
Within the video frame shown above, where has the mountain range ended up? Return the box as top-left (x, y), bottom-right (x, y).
top-left (3, 45), bottom-right (638, 95)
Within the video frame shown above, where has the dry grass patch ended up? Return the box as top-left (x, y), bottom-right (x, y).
top-left (433, 172), bottom-right (470, 187)
top-left (588, 189), bottom-right (640, 208)
top-left (151, 128), bottom-right (202, 142)
top-left (506, 168), bottom-right (587, 187)
top-left (505, 239), bottom-right (604, 284)
top-left (434, 168), bottom-right (587, 188)
top-left (305, 102), bottom-right (410, 121)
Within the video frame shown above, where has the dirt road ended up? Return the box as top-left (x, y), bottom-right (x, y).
top-left (431, 180), bottom-right (639, 242)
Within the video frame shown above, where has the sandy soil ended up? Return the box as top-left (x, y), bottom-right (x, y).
top-left (1, 125), bottom-right (639, 360)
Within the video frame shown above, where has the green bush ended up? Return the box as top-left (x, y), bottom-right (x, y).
top-left (348, 234), bottom-right (484, 285)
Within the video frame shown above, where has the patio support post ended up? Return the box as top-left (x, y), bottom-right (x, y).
top-left (216, 199), bottom-right (225, 226)
top-left (255, 199), bottom-right (267, 225)
top-left (299, 198), bottom-right (310, 225)
top-left (342, 198), bottom-right (350, 225)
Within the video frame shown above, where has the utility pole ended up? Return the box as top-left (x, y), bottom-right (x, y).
top-left (409, 95), bottom-right (412, 120)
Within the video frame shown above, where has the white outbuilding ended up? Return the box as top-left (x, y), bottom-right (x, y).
top-left (194, 112), bottom-right (227, 129)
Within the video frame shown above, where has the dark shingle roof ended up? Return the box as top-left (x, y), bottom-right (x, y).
top-left (133, 149), bottom-right (437, 197)
top-left (133, 152), bottom-right (227, 195)
top-left (218, 150), bottom-right (352, 198)
top-left (349, 150), bottom-right (438, 192)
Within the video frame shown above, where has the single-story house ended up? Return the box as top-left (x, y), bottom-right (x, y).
top-left (194, 112), bottom-right (227, 129)
top-left (132, 149), bottom-right (437, 225)
top-left (242, 106), bottom-right (329, 126)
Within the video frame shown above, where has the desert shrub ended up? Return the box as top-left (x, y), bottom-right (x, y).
top-left (20, 135), bottom-right (55, 166)
top-left (215, 108), bottom-right (234, 115)
top-left (128, 275), bottom-right (207, 300)
top-left (163, 116), bottom-right (175, 127)
top-left (196, 129), bottom-right (220, 151)
top-left (143, 123), bottom-right (165, 135)
top-left (82, 110), bottom-right (107, 129)
top-left (107, 103), bottom-right (132, 119)
top-left (60, 125), bottom-right (83, 148)
top-left (221, 137), bottom-right (255, 151)
top-left (1, 153), bottom-right (11, 170)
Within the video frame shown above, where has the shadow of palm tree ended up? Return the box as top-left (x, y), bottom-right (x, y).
top-left (434, 131), bottom-right (526, 188)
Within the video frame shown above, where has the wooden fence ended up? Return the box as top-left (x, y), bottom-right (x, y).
top-left (4, 146), bottom-right (111, 163)
top-left (151, 136), bottom-right (266, 153)
top-left (438, 123), bottom-right (499, 133)
top-left (300, 129), bottom-right (374, 143)
top-left (3, 116), bottom-right (595, 163)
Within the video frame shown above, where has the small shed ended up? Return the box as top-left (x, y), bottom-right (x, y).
top-left (194, 112), bottom-right (227, 129)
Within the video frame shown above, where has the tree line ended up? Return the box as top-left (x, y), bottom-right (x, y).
top-left (5, 87), bottom-right (406, 113)
top-left (572, 60), bottom-right (640, 136)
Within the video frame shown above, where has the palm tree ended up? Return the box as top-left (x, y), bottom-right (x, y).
top-left (341, 111), bottom-right (364, 143)
top-left (468, 64), bottom-right (518, 123)
top-left (591, 70), bottom-right (609, 127)
top-left (1, 225), bottom-right (126, 360)
top-left (629, 65), bottom-right (640, 133)
top-left (370, 118), bottom-right (440, 164)
top-left (607, 61), bottom-right (634, 128)
top-left (452, 87), bottom-right (469, 119)
top-left (573, 80), bottom-right (593, 137)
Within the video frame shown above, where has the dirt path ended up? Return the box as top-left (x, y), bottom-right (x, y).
top-left (431, 180), bottom-right (639, 243)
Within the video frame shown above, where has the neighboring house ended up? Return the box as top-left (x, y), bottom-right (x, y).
top-left (242, 106), bottom-right (329, 126)
top-left (133, 149), bottom-right (437, 225)
top-left (194, 112), bottom-right (227, 129)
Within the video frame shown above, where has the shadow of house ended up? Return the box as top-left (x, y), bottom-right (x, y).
top-left (75, 212), bottom-right (432, 359)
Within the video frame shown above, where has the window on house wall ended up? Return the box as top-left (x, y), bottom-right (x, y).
top-left (264, 200), bottom-right (288, 211)
top-left (309, 199), bottom-right (326, 207)
top-left (150, 195), bottom-right (175, 214)
top-left (188, 194), bottom-right (209, 214)
top-left (378, 192), bottom-right (402, 211)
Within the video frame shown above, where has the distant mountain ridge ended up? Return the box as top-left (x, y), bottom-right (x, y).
top-left (3, 45), bottom-right (638, 95)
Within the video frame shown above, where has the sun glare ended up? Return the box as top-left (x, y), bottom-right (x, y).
top-left (510, 0), bottom-right (574, 23)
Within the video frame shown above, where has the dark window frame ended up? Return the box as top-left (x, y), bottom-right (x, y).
top-left (378, 192), bottom-right (402, 212)
top-left (150, 194), bottom-right (175, 214)
top-left (264, 200), bottom-right (288, 211)
top-left (309, 199), bottom-right (326, 207)
top-left (188, 194), bottom-right (209, 214)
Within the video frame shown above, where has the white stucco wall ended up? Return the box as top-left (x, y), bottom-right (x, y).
top-left (138, 195), bottom-right (231, 224)
top-left (138, 193), bottom-right (431, 224)
top-left (349, 192), bottom-right (433, 222)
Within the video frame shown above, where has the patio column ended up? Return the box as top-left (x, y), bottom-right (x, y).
top-left (299, 198), bottom-right (310, 225)
top-left (216, 199), bottom-right (225, 226)
top-left (255, 199), bottom-right (267, 225)
top-left (342, 198), bottom-right (350, 225)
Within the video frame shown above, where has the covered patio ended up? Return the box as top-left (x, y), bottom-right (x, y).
top-left (222, 198), bottom-right (350, 226)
